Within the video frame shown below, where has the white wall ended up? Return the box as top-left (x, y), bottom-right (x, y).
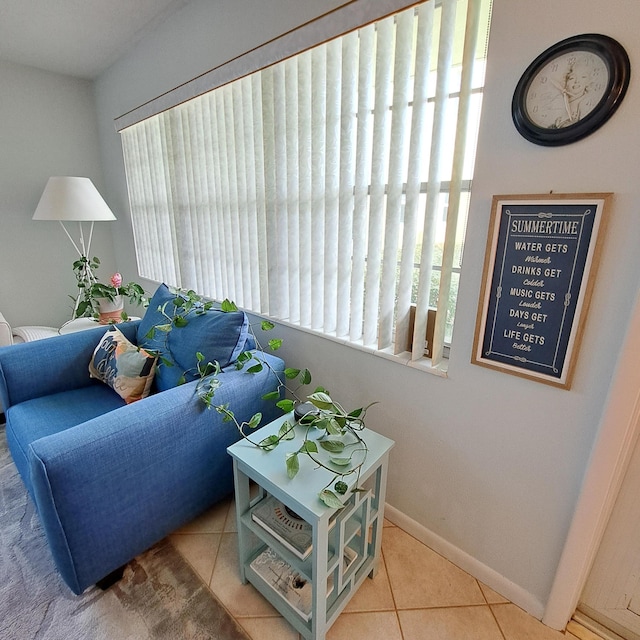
top-left (0, 60), bottom-right (115, 327)
top-left (93, 0), bottom-right (640, 618)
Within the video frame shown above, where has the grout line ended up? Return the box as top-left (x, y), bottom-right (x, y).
top-left (207, 500), bottom-right (232, 586)
top-left (379, 548), bottom-right (405, 639)
top-left (394, 603), bottom-right (504, 612)
top-left (478, 578), bottom-right (490, 605)
top-left (380, 548), bottom-right (399, 612)
top-left (222, 496), bottom-right (236, 533)
top-left (488, 603), bottom-right (509, 640)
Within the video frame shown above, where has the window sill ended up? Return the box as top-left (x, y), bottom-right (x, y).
top-left (374, 347), bottom-right (448, 378)
top-left (272, 317), bottom-right (449, 379)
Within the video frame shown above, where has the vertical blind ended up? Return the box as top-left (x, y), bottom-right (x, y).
top-left (121, 0), bottom-right (490, 370)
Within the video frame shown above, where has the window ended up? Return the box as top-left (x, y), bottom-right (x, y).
top-left (119, 0), bottom-right (492, 372)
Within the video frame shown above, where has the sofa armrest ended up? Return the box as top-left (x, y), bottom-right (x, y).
top-left (0, 321), bottom-right (139, 409)
top-left (28, 351), bottom-right (284, 594)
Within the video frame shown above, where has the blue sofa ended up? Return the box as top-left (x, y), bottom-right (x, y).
top-left (0, 312), bottom-right (283, 594)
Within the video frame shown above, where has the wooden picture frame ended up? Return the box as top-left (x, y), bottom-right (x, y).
top-left (472, 193), bottom-right (610, 388)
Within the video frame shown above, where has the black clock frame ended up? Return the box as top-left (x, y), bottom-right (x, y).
top-left (512, 33), bottom-right (630, 146)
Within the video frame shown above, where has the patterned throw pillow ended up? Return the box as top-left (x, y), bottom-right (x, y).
top-left (89, 326), bottom-right (157, 403)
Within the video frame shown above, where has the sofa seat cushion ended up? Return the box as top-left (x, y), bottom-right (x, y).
top-left (6, 384), bottom-right (126, 494)
top-left (137, 284), bottom-right (249, 391)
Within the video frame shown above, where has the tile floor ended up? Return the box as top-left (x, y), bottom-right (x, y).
top-left (170, 497), bottom-right (582, 640)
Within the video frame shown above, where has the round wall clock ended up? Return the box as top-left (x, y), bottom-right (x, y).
top-left (512, 33), bottom-right (630, 146)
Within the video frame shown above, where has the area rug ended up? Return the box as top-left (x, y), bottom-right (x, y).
top-left (0, 425), bottom-right (250, 640)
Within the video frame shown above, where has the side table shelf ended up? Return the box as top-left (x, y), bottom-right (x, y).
top-left (227, 412), bottom-right (394, 640)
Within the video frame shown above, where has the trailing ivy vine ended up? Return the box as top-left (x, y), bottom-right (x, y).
top-left (145, 287), bottom-right (375, 508)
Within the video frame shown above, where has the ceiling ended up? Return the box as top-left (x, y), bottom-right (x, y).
top-left (0, 0), bottom-right (190, 79)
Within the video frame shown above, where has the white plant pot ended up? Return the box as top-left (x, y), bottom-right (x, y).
top-left (97, 295), bottom-right (124, 324)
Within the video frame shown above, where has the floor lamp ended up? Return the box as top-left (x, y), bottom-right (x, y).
top-left (33, 177), bottom-right (117, 319)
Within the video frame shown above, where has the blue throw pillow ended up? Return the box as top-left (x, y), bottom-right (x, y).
top-left (137, 284), bottom-right (249, 391)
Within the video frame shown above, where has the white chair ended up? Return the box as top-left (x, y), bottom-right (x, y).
top-left (0, 313), bottom-right (60, 414)
top-left (0, 311), bottom-right (59, 347)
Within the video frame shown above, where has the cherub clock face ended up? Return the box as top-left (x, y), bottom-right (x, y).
top-left (524, 50), bottom-right (609, 130)
top-left (511, 34), bottom-right (630, 146)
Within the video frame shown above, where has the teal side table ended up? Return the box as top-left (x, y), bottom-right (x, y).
top-left (227, 412), bottom-right (394, 640)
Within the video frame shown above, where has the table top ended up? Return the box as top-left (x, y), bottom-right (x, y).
top-left (58, 316), bottom-right (141, 334)
top-left (228, 412), bottom-right (394, 521)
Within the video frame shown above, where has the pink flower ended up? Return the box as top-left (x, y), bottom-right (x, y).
top-left (110, 273), bottom-right (123, 288)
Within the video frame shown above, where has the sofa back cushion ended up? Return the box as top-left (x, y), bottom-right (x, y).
top-left (137, 284), bottom-right (249, 391)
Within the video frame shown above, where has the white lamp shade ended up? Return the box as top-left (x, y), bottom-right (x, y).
top-left (33, 176), bottom-right (117, 222)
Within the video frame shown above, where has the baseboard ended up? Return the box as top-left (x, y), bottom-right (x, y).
top-left (566, 619), bottom-right (607, 640)
top-left (569, 613), bottom-right (628, 640)
top-left (384, 503), bottom-right (546, 620)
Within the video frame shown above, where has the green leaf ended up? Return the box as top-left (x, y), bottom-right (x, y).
top-left (235, 352), bottom-right (253, 370)
top-left (215, 404), bottom-right (234, 421)
top-left (207, 377), bottom-right (222, 391)
top-left (334, 481), bottom-right (349, 495)
top-left (196, 351), bottom-right (204, 362)
top-left (259, 434), bottom-right (280, 451)
top-left (308, 392), bottom-right (333, 410)
top-left (247, 412), bottom-right (262, 429)
top-left (329, 457), bottom-right (352, 466)
top-left (200, 361), bottom-right (219, 377)
top-left (276, 399), bottom-right (295, 413)
top-left (160, 356), bottom-right (174, 368)
top-left (154, 323), bottom-right (173, 332)
top-left (221, 299), bottom-right (238, 312)
top-left (200, 393), bottom-right (212, 409)
top-left (76, 300), bottom-right (90, 316)
top-left (348, 407), bottom-right (363, 418)
top-left (284, 368), bottom-right (301, 379)
top-left (278, 420), bottom-right (296, 440)
top-left (301, 440), bottom-right (318, 454)
top-left (173, 315), bottom-right (189, 328)
top-left (319, 489), bottom-right (344, 509)
top-left (320, 440), bottom-right (345, 453)
top-left (286, 452), bottom-right (300, 479)
top-left (300, 369), bottom-right (312, 385)
top-left (261, 320), bottom-right (275, 331)
top-left (261, 390), bottom-right (281, 401)
top-left (268, 338), bottom-right (283, 351)
top-left (326, 418), bottom-right (344, 436)
top-left (177, 375), bottom-right (186, 385)
top-left (314, 416), bottom-right (343, 436)
top-left (246, 363), bottom-right (264, 374)
top-left (197, 377), bottom-right (221, 404)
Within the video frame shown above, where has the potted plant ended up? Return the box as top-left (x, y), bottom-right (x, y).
top-left (145, 287), bottom-right (375, 507)
top-left (72, 256), bottom-right (147, 323)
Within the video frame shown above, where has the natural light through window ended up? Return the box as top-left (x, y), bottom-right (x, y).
top-left (119, 0), bottom-right (492, 372)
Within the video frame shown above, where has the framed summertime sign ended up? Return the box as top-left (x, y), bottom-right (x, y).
top-left (472, 193), bottom-right (610, 388)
